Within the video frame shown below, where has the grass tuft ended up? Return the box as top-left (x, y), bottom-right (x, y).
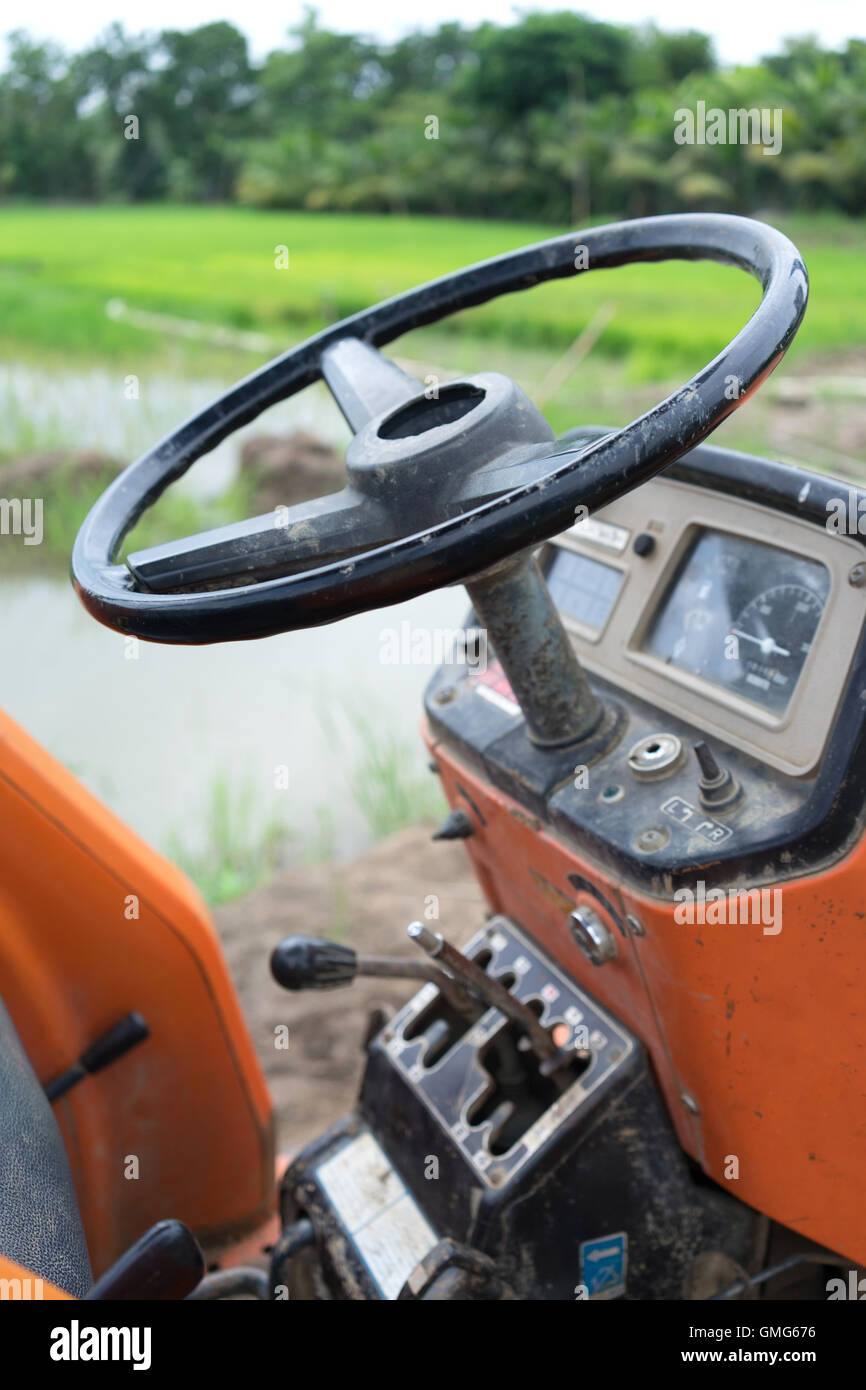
top-left (349, 711), bottom-right (447, 840)
top-left (166, 774), bottom-right (290, 905)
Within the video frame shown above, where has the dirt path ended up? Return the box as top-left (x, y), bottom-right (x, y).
top-left (214, 826), bottom-right (485, 1151)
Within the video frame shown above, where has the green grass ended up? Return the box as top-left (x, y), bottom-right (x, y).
top-left (163, 717), bottom-right (447, 903)
top-left (166, 773), bottom-right (290, 905)
top-left (317, 701), bottom-right (447, 842)
top-left (350, 712), bottom-right (447, 839)
top-left (1, 205), bottom-right (863, 382)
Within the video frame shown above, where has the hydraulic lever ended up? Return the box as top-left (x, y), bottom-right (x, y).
top-left (270, 934), bottom-right (477, 1016)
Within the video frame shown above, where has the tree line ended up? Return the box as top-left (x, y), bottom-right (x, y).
top-left (2, 10), bottom-right (864, 220)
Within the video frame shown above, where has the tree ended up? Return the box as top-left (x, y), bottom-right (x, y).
top-left (0, 32), bottom-right (93, 196)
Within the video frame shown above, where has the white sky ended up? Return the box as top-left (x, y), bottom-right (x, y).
top-left (5, 0), bottom-right (865, 66)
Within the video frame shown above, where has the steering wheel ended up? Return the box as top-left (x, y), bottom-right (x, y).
top-left (72, 214), bottom-right (807, 645)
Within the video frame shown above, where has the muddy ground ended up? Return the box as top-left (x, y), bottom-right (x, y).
top-left (215, 826), bottom-right (485, 1152)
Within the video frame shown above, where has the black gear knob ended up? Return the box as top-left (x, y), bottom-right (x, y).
top-left (270, 935), bottom-right (358, 991)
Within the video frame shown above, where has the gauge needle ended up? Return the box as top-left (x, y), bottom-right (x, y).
top-left (730, 627), bottom-right (790, 659)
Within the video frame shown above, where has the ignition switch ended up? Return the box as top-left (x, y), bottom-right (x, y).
top-left (627, 732), bottom-right (683, 779)
top-left (569, 906), bottom-right (618, 966)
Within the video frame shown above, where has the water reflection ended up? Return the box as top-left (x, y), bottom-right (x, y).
top-left (0, 573), bottom-right (468, 865)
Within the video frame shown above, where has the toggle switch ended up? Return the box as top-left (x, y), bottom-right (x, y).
top-left (694, 741), bottom-right (740, 810)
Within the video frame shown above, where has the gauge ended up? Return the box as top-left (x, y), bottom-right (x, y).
top-left (642, 530), bottom-right (830, 716)
top-left (731, 584), bottom-right (824, 712)
top-left (545, 547), bottom-right (625, 632)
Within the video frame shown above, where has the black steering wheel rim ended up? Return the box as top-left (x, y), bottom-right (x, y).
top-left (72, 213), bottom-right (808, 645)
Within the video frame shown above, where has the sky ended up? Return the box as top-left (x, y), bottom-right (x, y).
top-left (5, 0), bottom-right (865, 66)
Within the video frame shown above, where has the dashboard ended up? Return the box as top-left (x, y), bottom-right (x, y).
top-left (425, 440), bottom-right (866, 884)
top-left (542, 475), bottom-right (866, 776)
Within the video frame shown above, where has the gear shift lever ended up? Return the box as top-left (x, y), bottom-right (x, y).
top-left (406, 922), bottom-right (574, 1076)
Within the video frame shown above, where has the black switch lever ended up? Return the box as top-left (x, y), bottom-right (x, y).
top-left (84, 1219), bottom-right (204, 1300)
top-left (694, 741), bottom-right (740, 809)
top-left (270, 936), bottom-right (358, 991)
top-left (45, 1011), bottom-right (149, 1102)
top-left (270, 934), bottom-right (477, 1015)
top-left (432, 809), bottom-right (474, 841)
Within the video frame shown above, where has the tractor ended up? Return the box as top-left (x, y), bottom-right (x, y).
top-left (3, 213), bottom-right (862, 1303)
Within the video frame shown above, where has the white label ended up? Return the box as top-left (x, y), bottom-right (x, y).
top-left (567, 517), bottom-right (630, 552)
top-left (316, 1133), bottom-right (438, 1300)
top-left (475, 683), bottom-right (520, 715)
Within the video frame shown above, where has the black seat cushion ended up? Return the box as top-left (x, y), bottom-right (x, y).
top-left (0, 997), bottom-right (92, 1295)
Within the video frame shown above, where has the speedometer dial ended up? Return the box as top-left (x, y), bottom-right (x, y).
top-left (731, 584), bottom-right (824, 712)
top-left (642, 530), bottom-right (830, 716)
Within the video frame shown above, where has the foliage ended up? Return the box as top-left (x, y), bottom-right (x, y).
top-left (0, 205), bottom-right (861, 380)
top-left (0, 15), bottom-right (864, 218)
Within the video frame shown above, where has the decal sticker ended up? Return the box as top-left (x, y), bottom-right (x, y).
top-left (316, 1133), bottom-right (437, 1300)
top-left (472, 659), bottom-right (520, 714)
top-left (579, 1232), bottom-right (628, 1300)
top-left (661, 795), bottom-right (733, 843)
top-left (567, 517), bottom-right (630, 552)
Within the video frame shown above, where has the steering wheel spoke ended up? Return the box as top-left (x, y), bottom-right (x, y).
top-left (125, 490), bottom-right (395, 593)
top-left (321, 338), bottom-right (421, 433)
top-left (450, 444), bottom-right (574, 509)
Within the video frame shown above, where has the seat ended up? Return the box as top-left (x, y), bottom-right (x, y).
top-left (0, 996), bottom-right (92, 1296)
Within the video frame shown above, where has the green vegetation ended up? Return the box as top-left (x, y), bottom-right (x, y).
top-left (0, 205), bottom-right (863, 383)
top-left (2, 16), bottom-right (865, 219)
top-left (166, 774), bottom-right (290, 904)
top-left (162, 721), bottom-right (446, 903)
top-left (350, 712), bottom-right (447, 839)
top-left (0, 202), bottom-right (862, 569)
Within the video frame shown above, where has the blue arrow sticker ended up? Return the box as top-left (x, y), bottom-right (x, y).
top-left (579, 1232), bottom-right (628, 1300)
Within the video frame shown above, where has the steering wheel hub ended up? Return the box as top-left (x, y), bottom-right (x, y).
top-left (344, 367), bottom-right (553, 512)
